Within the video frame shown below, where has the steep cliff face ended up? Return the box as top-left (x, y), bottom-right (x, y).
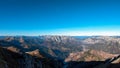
top-left (0, 47), bottom-right (62, 68)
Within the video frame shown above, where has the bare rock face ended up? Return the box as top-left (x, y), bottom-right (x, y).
top-left (65, 50), bottom-right (118, 62)
top-left (26, 49), bottom-right (44, 58)
top-left (7, 46), bottom-right (20, 53)
top-left (39, 35), bottom-right (78, 45)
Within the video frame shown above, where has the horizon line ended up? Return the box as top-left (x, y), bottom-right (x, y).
top-left (1, 35), bottom-right (120, 36)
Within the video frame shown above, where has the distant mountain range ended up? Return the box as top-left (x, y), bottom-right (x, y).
top-left (0, 36), bottom-right (120, 68)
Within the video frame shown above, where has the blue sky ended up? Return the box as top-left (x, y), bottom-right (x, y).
top-left (0, 0), bottom-right (120, 36)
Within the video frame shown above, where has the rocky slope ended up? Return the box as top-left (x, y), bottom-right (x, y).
top-left (67, 55), bottom-right (120, 68)
top-left (82, 36), bottom-right (120, 54)
top-left (65, 50), bottom-right (118, 62)
top-left (1, 46), bottom-right (120, 68)
top-left (0, 46), bottom-right (62, 68)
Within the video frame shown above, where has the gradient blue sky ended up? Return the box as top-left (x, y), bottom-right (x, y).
top-left (0, 0), bottom-right (120, 36)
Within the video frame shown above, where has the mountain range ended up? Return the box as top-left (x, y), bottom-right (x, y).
top-left (0, 36), bottom-right (120, 68)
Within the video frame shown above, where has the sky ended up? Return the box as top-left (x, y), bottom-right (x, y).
top-left (0, 0), bottom-right (120, 36)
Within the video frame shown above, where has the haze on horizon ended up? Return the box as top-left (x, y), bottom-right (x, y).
top-left (0, 0), bottom-right (120, 36)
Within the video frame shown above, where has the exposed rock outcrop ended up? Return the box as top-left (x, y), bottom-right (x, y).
top-left (0, 47), bottom-right (62, 68)
top-left (65, 50), bottom-right (118, 62)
